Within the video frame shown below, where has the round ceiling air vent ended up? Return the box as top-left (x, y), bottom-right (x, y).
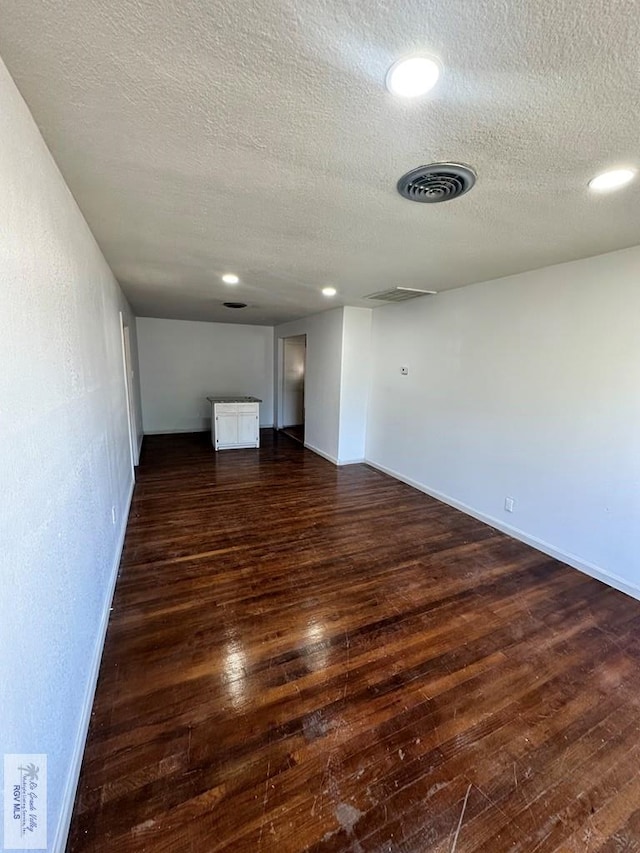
top-left (223, 301), bottom-right (247, 309)
top-left (397, 163), bottom-right (476, 203)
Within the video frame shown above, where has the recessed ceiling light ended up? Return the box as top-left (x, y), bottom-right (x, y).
top-left (588, 168), bottom-right (636, 192)
top-left (386, 56), bottom-right (441, 98)
top-left (222, 273), bottom-right (239, 284)
top-left (322, 286), bottom-right (337, 297)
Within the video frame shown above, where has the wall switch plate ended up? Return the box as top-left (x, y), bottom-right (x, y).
top-left (401, 366), bottom-right (409, 375)
top-left (504, 497), bottom-right (515, 513)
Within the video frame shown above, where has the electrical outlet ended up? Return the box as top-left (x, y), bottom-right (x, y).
top-left (401, 366), bottom-right (409, 375)
top-left (504, 497), bottom-right (515, 513)
top-left (111, 506), bottom-right (117, 525)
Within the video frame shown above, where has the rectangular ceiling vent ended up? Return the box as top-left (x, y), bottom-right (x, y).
top-left (365, 287), bottom-right (438, 303)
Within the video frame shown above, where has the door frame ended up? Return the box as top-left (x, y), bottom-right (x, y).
top-left (119, 312), bottom-right (139, 475)
top-left (277, 334), bottom-right (307, 430)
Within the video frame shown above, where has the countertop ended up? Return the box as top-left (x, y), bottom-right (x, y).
top-left (207, 396), bottom-right (262, 403)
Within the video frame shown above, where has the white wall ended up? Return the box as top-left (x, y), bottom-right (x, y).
top-left (136, 317), bottom-right (274, 432)
top-left (275, 309), bottom-right (344, 462)
top-left (0, 57), bottom-right (141, 852)
top-left (282, 335), bottom-right (306, 426)
top-left (338, 307), bottom-right (372, 463)
top-left (366, 245), bottom-right (640, 591)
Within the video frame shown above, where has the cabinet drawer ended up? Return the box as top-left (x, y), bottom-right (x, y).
top-left (215, 403), bottom-right (238, 414)
top-left (238, 403), bottom-right (259, 413)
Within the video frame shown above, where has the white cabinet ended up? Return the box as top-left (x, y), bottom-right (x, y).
top-left (210, 400), bottom-right (260, 450)
top-left (215, 409), bottom-right (240, 447)
top-left (238, 410), bottom-right (258, 445)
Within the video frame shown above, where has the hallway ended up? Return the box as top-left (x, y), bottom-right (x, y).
top-left (68, 431), bottom-right (640, 852)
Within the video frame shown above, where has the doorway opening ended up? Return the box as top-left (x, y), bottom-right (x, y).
top-left (119, 312), bottom-right (139, 474)
top-left (280, 334), bottom-right (306, 444)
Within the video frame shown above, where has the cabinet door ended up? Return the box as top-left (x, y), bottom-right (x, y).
top-left (216, 412), bottom-right (238, 447)
top-left (238, 411), bottom-right (258, 445)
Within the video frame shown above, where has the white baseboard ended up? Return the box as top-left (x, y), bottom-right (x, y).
top-left (303, 442), bottom-right (366, 468)
top-left (52, 475), bottom-right (135, 853)
top-left (137, 431), bottom-right (143, 456)
top-left (365, 459), bottom-right (640, 603)
top-left (143, 428), bottom-right (209, 435)
top-left (144, 425), bottom-right (274, 436)
top-left (304, 442), bottom-right (339, 466)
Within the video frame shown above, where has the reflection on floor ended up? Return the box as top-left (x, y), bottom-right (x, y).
top-left (68, 429), bottom-right (640, 852)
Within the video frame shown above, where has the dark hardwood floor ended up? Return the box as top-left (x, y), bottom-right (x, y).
top-left (282, 424), bottom-right (305, 444)
top-left (68, 430), bottom-right (640, 852)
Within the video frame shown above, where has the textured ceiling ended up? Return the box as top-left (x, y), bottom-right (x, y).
top-left (0, 0), bottom-right (639, 324)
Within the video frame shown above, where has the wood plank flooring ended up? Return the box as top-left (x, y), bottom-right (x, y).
top-left (67, 430), bottom-right (640, 852)
top-left (281, 424), bottom-right (305, 444)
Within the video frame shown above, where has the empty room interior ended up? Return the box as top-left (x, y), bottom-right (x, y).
top-left (1, 1), bottom-right (640, 851)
